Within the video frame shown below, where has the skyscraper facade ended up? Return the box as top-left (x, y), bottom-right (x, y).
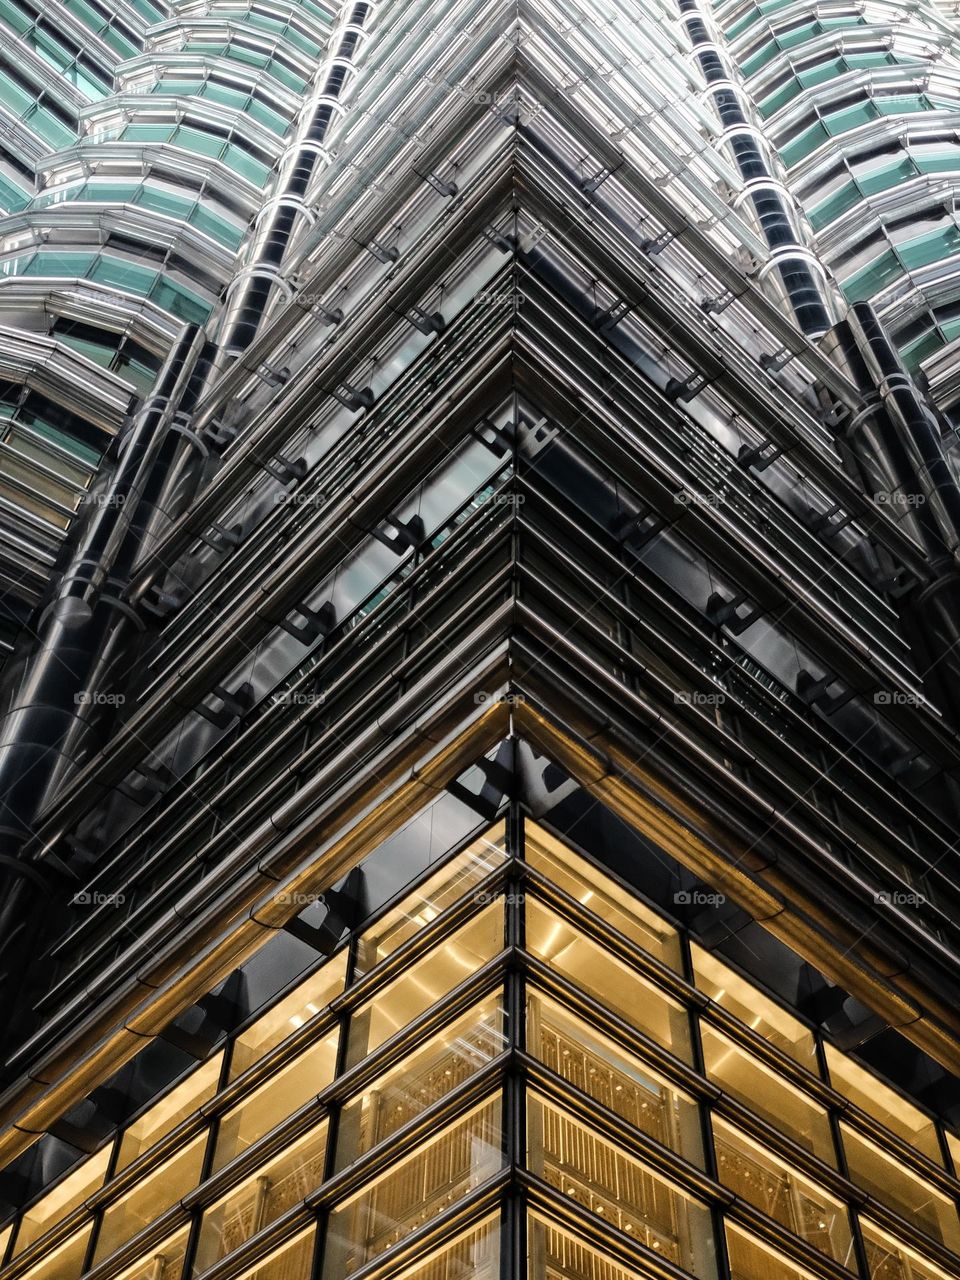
top-left (2, 1), bottom-right (960, 1279)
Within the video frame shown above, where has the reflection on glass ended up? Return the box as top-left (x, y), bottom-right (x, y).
top-left (691, 945), bottom-right (817, 1067)
top-left (114, 1226), bottom-right (189, 1280)
top-left (387, 1215), bottom-right (499, 1280)
top-left (195, 1122), bottom-right (327, 1274)
top-left (947, 1130), bottom-right (960, 1178)
top-left (525, 825), bottom-right (682, 970)
top-left (700, 1025), bottom-right (834, 1163)
top-left (841, 1124), bottom-right (960, 1250)
top-left (527, 1093), bottom-right (716, 1280)
top-left (825, 1045), bottom-right (941, 1164)
top-left (528, 1211), bottom-right (642, 1280)
top-left (726, 1223), bottom-right (821, 1280)
top-left (214, 1030), bottom-right (338, 1171)
top-left (16, 1226), bottom-right (91, 1280)
top-left (526, 902), bottom-right (691, 1062)
top-left (713, 1118), bottom-right (853, 1265)
top-left (230, 952), bottom-right (346, 1080)
top-left (118, 1054), bottom-right (222, 1170)
top-left (323, 1096), bottom-right (502, 1278)
top-left (861, 1217), bottom-right (956, 1280)
top-left (233, 1229), bottom-right (314, 1280)
top-left (15, 1147), bottom-right (109, 1254)
top-left (353, 823), bottom-right (507, 977)
top-left (345, 904), bottom-right (502, 1068)
top-left (94, 1134), bottom-right (205, 1264)
top-left (336, 997), bottom-right (506, 1171)
top-left (528, 992), bottom-right (703, 1166)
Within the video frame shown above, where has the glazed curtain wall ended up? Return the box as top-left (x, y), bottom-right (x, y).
top-left (1, 816), bottom-right (959, 1280)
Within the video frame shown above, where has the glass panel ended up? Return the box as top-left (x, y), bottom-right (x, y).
top-left (387, 1214), bottom-right (498, 1280)
top-left (233, 1229), bottom-right (314, 1280)
top-left (861, 1217), bottom-right (956, 1280)
top-left (118, 1053), bottom-right (222, 1170)
top-left (700, 1025), bottom-right (835, 1163)
top-left (947, 1129), bottom-right (960, 1176)
top-left (214, 1029), bottom-right (338, 1170)
top-left (526, 901), bottom-right (691, 1062)
top-left (691, 945), bottom-right (817, 1067)
top-left (528, 1211), bottom-right (645, 1280)
top-left (323, 1096), bottom-right (503, 1278)
top-left (16, 1225), bottom-right (91, 1280)
top-left (528, 1093), bottom-right (716, 1279)
top-left (113, 1226), bottom-right (189, 1280)
top-left (94, 1134), bottom-right (206, 1263)
top-left (195, 1121), bottom-right (327, 1273)
top-left (15, 1147), bottom-right (110, 1253)
top-left (345, 903), bottom-right (503, 1068)
top-left (230, 952), bottom-right (346, 1080)
top-left (528, 991), bottom-right (704, 1166)
top-left (825, 1045), bottom-right (940, 1163)
top-left (335, 994), bottom-right (507, 1170)
top-left (353, 823), bottom-right (507, 976)
top-left (713, 1117), bottom-right (853, 1264)
top-left (726, 1222), bottom-right (821, 1280)
top-left (525, 824), bottom-right (681, 970)
top-left (840, 1123), bottom-right (960, 1250)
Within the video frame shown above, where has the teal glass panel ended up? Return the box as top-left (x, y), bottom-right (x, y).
top-left (188, 205), bottom-right (245, 248)
top-left (780, 121), bottom-right (828, 167)
top-left (174, 126), bottom-right (225, 157)
top-left (0, 174), bottom-right (28, 212)
top-left (808, 182), bottom-right (859, 230)
top-left (900, 329), bottom-right (942, 371)
top-left (122, 124), bottom-right (175, 142)
top-left (842, 250), bottom-right (902, 302)
top-left (89, 256), bottom-right (157, 295)
top-left (914, 149), bottom-right (960, 174)
top-left (743, 41), bottom-right (779, 77)
top-left (876, 95), bottom-right (930, 116)
top-left (148, 279), bottom-right (211, 323)
top-left (0, 0), bottom-right (31, 33)
top-left (57, 334), bottom-right (114, 366)
top-left (824, 101), bottom-right (879, 136)
top-left (858, 158), bottom-right (917, 196)
top-left (898, 226), bottom-right (960, 272)
top-left (759, 80), bottom-right (799, 118)
top-left (135, 187), bottom-right (193, 218)
top-left (799, 59), bottom-right (846, 88)
top-left (247, 100), bottom-right (289, 134)
top-left (23, 252), bottom-right (93, 276)
top-left (102, 28), bottom-right (137, 58)
top-left (222, 144), bottom-right (269, 183)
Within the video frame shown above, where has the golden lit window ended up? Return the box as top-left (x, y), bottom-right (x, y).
top-left (840, 1123), bottom-right (960, 1251)
top-left (947, 1130), bottom-right (960, 1177)
top-left (113, 1225), bottom-right (189, 1280)
top-left (214, 1029), bottom-right (338, 1171)
top-left (353, 822), bottom-right (507, 976)
top-left (323, 1096), bottom-right (503, 1278)
top-left (725, 1222), bottom-right (822, 1280)
top-left (195, 1121), bottom-right (327, 1273)
top-left (344, 903), bottom-right (503, 1069)
top-left (16, 1225), bottom-right (91, 1280)
top-left (526, 901), bottom-right (692, 1062)
top-left (861, 1216), bottom-right (957, 1280)
top-left (118, 1053), bottom-right (223, 1170)
top-left (14, 1146), bottom-right (109, 1255)
top-left (527, 991), bottom-right (704, 1166)
top-left (528, 1211), bottom-right (642, 1280)
top-left (713, 1117), bottom-right (853, 1265)
top-left (691, 944), bottom-right (817, 1067)
top-left (232, 1228), bottom-right (315, 1280)
top-left (700, 1024), bottom-right (835, 1163)
top-left (382, 1214), bottom-right (499, 1280)
top-left (335, 995), bottom-right (506, 1171)
top-left (825, 1044), bottom-right (941, 1164)
top-left (527, 1093), bottom-right (716, 1280)
top-left (525, 824), bottom-right (682, 970)
top-left (94, 1133), bottom-right (205, 1264)
top-left (230, 951), bottom-right (347, 1081)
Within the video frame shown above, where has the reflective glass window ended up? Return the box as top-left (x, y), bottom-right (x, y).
top-left (825, 1045), bottom-right (940, 1163)
top-left (528, 991), bottom-right (703, 1166)
top-left (386, 1214), bottom-right (499, 1280)
top-left (861, 1217), bottom-right (956, 1280)
top-left (525, 825), bottom-right (681, 970)
top-left (528, 1211), bottom-right (650, 1280)
top-left (726, 1222), bottom-right (821, 1280)
top-left (323, 1096), bottom-right (502, 1277)
top-left (15, 1146), bottom-right (109, 1254)
top-left (114, 1226), bottom-right (189, 1280)
top-left (118, 1053), bottom-right (222, 1170)
top-left (16, 1226), bottom-right (91, 1280)
top-left (233, 1229), bottom-right (315, 1280)
top-left (526, 902), bottom-right (692, 1062)
top-left (528, 1093), bottom-right (716, 1279)
top-left (94, 1134), bottom-right (205, 1263)
top-left (700, 1025), bottom-right (835, 1163)
top-left (230, 953), bottom-right (346, 1080)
